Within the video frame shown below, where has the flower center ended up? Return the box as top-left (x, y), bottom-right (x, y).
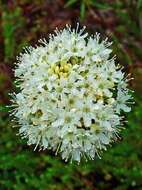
top-left (48, 60), bottom-right (72, 83)
top-left (47, 56), bottom-right (84, 83)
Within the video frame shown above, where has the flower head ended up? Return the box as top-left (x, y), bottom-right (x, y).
top-left (12, 24), bottom-right (132, 162)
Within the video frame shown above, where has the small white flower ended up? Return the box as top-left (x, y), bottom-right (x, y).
top-left (116, 90), bottom-right (131, 114)
top-left (11, 24), bottom-right (132, 163)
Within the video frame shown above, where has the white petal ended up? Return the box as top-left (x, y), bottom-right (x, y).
top-left (100, 134), bottom-right (109, 144)
top-left (52, 119), bottom-right (64, 127)
top-left (73, 150), bottom-right (80, 162)
top-left (42, 137), bottom-right (48, 149)
top-left (122, 105), bottom-right (131, 112)
top-left (84, 117), bottom-right (91, 127)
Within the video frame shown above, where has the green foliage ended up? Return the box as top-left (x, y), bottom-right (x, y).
top-left (64, 0), bottom-right (78, 8)
top-left (64, 0), bottom-right (107, 21)
top-left (87, 0), bottom-right (107, 10)
top-left (80, 1), bottom-right (86, 21)
top-left (1, 6), bottom-right (24, 62)
top-left (0, 104), bottom-right (9, 112)
top-left (137, 0), bottom-right (142, 10)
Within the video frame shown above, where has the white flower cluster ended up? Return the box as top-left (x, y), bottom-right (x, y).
top-left (12, 24), bottom-right (132, 162)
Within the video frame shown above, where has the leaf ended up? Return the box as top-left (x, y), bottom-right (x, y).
top-left (111, 33), bottom-right (119, 45)
top-left (0, 104), bottom-right (9, 113)
top-left (87, 0), bottom-right (107, 10)
top-left (137, 0), bottom-right (142, 10)
top-left (80, 1), bottom-right (86, 21)
top-left (64, 0), bottom-right (78, 8)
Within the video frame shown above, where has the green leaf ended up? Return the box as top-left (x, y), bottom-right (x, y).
top-left (87, 0), bottom-right (107, 10)
top-left (0, 104), bottom-right (9, 113)
top-left (111, 33), bottom-right (119, 45)
top-left (137, 0), bottom-right (142, 9)
top-left (80, 1), bottom-right (86, 21)
top-left (64, 0), bottom-right (78, 8)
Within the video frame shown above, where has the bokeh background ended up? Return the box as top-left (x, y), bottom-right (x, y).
top-left (0, 0), bottom-right (142, 189)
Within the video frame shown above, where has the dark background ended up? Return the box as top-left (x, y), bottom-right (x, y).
top-left (0, 0), bottom-right (142, 189)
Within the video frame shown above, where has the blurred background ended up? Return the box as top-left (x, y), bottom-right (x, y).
top-left (0, 0), bottom-right (142, 189)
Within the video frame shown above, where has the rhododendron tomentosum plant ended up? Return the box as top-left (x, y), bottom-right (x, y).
top-left (11, 24), bottom-right (132, 162)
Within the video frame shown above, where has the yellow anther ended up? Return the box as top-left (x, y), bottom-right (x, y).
top-left (67, 71), bottom-right (71, 75)
top-left (64, 65), bottom-right (70, 72)
top-left (33, 121), bottom-right (38, 126)
top-left (48, 68), bottom-right (54, 75)
top-left (60, 61), bottom-right (66, 67)
top-left (60, 66), bottom-right (64, 71)
top-left (63, 73), bottom-right (68, 78)
top-left (51, 64), bottom-right (56, 70)
top-left (59, 72), bottom-right (64, 77)
top-left (68, 66), bottom-right (72, 71)
top-left (55, 66), bottom-right (59, 74)
top-left (56, 75), bottom-right (59, 80)
top-left (68, 64), bottom-right (72, 68)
